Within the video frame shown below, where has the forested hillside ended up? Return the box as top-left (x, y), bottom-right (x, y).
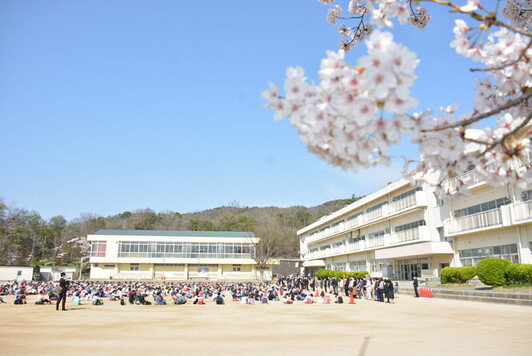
top-left (0, 196), bottom-right (361, 268)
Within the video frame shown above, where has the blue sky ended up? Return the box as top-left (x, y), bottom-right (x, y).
top-left (0, 0), bottom-right (480, 220)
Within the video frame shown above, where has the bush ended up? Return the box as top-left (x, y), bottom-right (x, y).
top-left (441, 266), bottom-right (477, 284)
top-left (476, 258), bottom-right (511, 286)
top-left (313, 269), bottom-right (369, 279)
top-left (506, 263), bottom-right (532, 284)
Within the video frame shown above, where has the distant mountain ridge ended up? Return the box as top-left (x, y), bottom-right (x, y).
top-left (0, 197), bottom-right (361, 266)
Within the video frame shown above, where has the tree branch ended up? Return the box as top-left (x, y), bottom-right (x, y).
top-left (470, 37), bottom-right (532, 72)
top-left (421, 91), bottom-right (532, 132)
top-left (425, 0), bottom-right (532, 36)
top-left (477, 111), bottom-right (532, 157)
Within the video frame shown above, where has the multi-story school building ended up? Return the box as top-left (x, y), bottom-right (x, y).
top-left (88, 230), bottom-right (274, 281)
top-left (299, 160), bottom-right (532, 280)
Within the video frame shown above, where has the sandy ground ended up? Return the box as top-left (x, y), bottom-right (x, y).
top-left (1, 293), bottom-right (531, 356)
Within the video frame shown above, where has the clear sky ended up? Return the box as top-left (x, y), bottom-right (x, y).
top-left (1, 0), bottom-right (480, 221)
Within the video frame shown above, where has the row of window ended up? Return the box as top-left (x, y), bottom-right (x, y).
top-left (454, 197), bottom-right (511, 218)
top-left (308, 188), bottom-right (424, 237)
top-left (368, 228), bottom-right (390, 239)
top-left (459, 244), bottom-right (519, 266)
top-left (392, 187), bottom-right (422, 202)
top-left (90, 241), bottom-right (256, 259)
top-left (395, 220), bottom-right (426, 233)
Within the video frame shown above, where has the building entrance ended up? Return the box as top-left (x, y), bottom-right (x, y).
top-left (395, 258), bottom-right (429, 281)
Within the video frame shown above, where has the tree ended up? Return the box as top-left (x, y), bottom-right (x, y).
top-left (251, 216), bottom-right (283, 281)
top-left (263, 0), bottom-right (531, 197)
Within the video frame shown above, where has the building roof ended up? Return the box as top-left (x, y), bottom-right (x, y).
top-left (93, 229), bottom-right (256, 238)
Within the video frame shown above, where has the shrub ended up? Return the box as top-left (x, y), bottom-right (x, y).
top-left (460, 266), bottom-right (477, 282)
top-left (441, 267), bottom-right (460, 284)
top-left (313, 269), bottom-right (369, 279)
top-left (441, 267), bottom-right (477, 284)
top-left (476, 258), bottom-right (511, 286)
top-left (506, 263), bottom-right (532, 284)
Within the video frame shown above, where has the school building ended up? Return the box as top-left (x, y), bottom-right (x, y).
top-left (299, 137), bottom-right (532, 280)
top-left (88, 229), bottom-right (274, 281)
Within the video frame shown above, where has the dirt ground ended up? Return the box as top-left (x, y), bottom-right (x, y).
top-left (1, 293), bottom-right (531, 356)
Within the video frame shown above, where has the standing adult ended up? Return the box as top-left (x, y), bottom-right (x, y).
top-left (413, 276), bottom-right (419, 298)
top-left (56, 272), bottom-right (70, 311)
top-left (332, 277), bottom-right (338, 295)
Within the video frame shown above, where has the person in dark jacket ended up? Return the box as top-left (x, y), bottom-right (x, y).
top-left (56, 272), bottom-right (70, 311)
top-left (384, 279), bottom-right (395, 303)
top-left (413, 277), bottom-right (419, 298)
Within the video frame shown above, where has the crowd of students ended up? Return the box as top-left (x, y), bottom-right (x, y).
top-left (0, 274), bottom-right (399, 307)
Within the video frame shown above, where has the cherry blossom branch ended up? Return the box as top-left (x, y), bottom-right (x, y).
top-left (425, 0), bottom-right (532, 36)
top-left (421, 90), bottom-right (532, 132)
top-left (470, 37), bottom-right (532, 72)
top-left (476, 111), bottom-right (532, 157)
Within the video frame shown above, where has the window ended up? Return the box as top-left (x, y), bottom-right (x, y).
top-left (331, 263), bottom-right (346, 271)
top-left (348, 260), bottom-right (366, 272)
top-left (117, 241), bottom-right (255, 259)
top-left (103, 264), bottom-right (115, 268)
top-left (454, 197), bottom-right (511, 218)
top-left (347, 212), bottom-right (363, 220)
top-left (90, 241), bottom-right (107, 257)
top-left (232, 264), bottom-right (241, 272)
top-left (367, 201), bottom-right (388, 213)
top-left (130, 264), bottom-right (139, 271)
top-left (459, 244), bottom-right (519, 266)
top-left (522, 190), bottom-right (532, 201)
top-left (392, 187), bottom-right (422, 202)
top-left (395, 220), bottom-right (426, 232)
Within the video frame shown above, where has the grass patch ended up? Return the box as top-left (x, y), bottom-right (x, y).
top-left (495, 283), bottom-right (532, 292)
top-left (432, 284), bottom-right (472, 289)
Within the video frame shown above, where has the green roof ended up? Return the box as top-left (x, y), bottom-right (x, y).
top-left (93, 229), bottom-right (255, 238)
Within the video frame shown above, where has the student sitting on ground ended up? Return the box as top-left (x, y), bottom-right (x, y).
top-left (283, 294), bottom-right (293, 304)
top-left (154, 291), bottom-right (166, 305)
top-left (35, 292), bottom-right (51, 305)
top-left (174, 294), bottom-right (187, 305)
top-left (215, 293), bottom-right (225, 305)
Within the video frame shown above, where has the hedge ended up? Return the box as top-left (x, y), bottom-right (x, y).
top-left (476, 258), bottom-right (511, 286)
top-left (441, 266), bottom-right (477, 284)
top-left (505, 263), bottom-right (532, 284)
top-left (314, 269), bottom-right (369, 279)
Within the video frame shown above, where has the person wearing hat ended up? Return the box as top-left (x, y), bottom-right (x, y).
top-left (56, 272), bottom-right (70, 311)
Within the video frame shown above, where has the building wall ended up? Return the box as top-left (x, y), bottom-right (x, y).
top-left (0, 266), bottom-right (33, 282)
top-left (299, 172), bottom-right (532, 279)
top-left (87, 232), bottom-right (273, 281)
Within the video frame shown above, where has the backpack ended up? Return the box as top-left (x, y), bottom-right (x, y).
top-left (120, 299), bottom-right (125, 306)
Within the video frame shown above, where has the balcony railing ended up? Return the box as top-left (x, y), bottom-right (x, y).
top-left (392, 228), bottom-right (420, 244)
top-left (513, 201), bottom-right (532, 221)
top-left (446, 208), bottom-right (502, 234)
top-left (444, 170), bottom-right (484, 192)
top-left (390, 194), bottom-right (417, 213)
top-left (367, 235), bottom-right (385, 248)
top-left (305, 192), bottom-right (426, 245)
top-left (365, 208), bottom-right (384, 222)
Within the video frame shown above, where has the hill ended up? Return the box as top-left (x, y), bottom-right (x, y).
top-left (0, 196), bottom-right (361, 267)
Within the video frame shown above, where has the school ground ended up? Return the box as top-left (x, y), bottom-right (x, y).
top-left (1, 294), bottom-right (531, 356)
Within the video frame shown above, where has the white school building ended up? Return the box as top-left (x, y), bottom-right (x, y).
top-left (88, 230), bottom-right (274, 281)
top-left (299, 144), bottom-right (532, 280)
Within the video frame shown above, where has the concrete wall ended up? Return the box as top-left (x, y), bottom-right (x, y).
top-left (0, 266), bottom-right (33, 282)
